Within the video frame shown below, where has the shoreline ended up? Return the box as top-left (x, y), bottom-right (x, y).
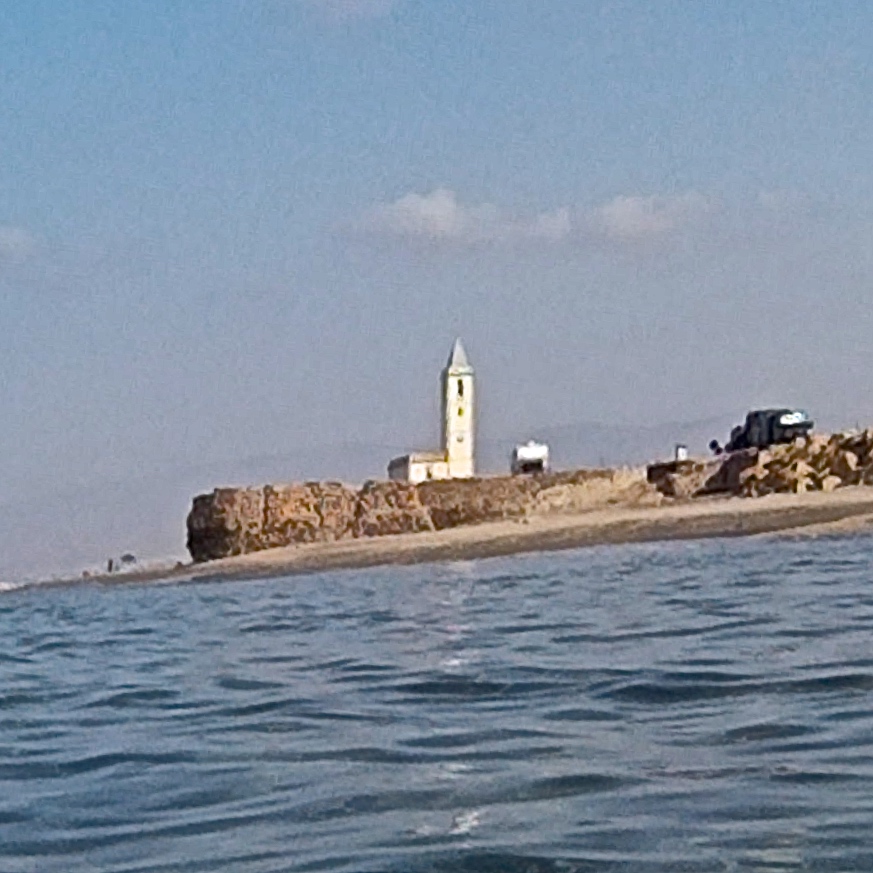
top-left (21, 487), bottom-right (873, 593)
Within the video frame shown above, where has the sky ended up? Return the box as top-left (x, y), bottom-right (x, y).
top-left (3, 0), bottom-right (873, 577)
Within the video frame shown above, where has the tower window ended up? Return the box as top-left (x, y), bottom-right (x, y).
top-left (457, 379), bottom-right (464, 398)
top-left (458, 407), bottom-right (464, 416)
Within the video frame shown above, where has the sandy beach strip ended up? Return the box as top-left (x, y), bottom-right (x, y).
top-left (41, 486), bottom-right (873, 591)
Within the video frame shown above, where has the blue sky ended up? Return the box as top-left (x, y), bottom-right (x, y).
top-left (2, 1), bottom-right (873, 576)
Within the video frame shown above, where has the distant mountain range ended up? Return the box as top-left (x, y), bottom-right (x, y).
top-left (478, 414), bottom-right (739, 472)
top-left (185, 414), bottom-right (741, 485)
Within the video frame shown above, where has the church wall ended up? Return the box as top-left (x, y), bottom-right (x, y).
top-left (408, 460), bottom-right (450, 483)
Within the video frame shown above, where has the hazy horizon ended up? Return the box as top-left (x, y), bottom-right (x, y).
top-left (3, 1), bottom-right (873, 578)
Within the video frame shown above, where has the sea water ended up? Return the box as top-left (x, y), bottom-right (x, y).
top-left (2, 534), bottom-right (873, 871)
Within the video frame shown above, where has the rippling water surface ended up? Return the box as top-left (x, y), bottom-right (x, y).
top-left (3, 535), bottom-right (873, 871)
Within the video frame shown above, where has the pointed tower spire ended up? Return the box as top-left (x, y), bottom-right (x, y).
top-left (446, 337), bottom-right (472, 372)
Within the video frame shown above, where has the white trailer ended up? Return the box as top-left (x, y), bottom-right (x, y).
top-left (511, 440), bottom-right (550, 475)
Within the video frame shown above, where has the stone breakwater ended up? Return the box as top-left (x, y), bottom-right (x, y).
top-left (649, 429), bottom-right (873, 500)
top-left (739, 430), bottom-right (873, 496)
top-left (186, 469), bottom-right (659, 563)
top-left (186, 430), bottom-right (873, 564)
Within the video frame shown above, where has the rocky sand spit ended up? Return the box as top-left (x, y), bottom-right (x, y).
top-left (186, 469), bottom-right (658, 562)
top-left (187, 429), bottom-right (873, 564)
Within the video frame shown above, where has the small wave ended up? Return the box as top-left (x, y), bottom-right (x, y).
top-left (0, 751), bottom-right (196, 781)
top-left (4, 535), bottom-right (873, 871)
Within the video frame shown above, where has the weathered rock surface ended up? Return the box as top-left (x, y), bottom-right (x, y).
top-left (647, 429), bottom-right (873, 500)
top-left (186, 467), bottom-right (661, 562)
top-left (737, 430), bottom-right (873, 496)
top-left (262, 482), bottom-right (357, 548)
top-left (187, 429), bottom-right (873, 563)
top-left (187, 482), bottom-right (362, 562)
top-left (352, 481), bottom-right (435, 538)
top-left (531, 470), bottom-right (662, 514)
top-left (417, 476), bottom-right (542, 529)
top-left (186, 430), bottom-right (873, 563)
top-left (187, 487), bottom-right (266, 563)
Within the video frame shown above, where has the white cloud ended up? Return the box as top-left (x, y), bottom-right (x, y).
top-left (368, 189), bottom-right (496, 240)
top-left (363, 189), bottom-right (572, 244)
top-left (0, 225), bottom-right (36, 262)
top-left (587, 192), bottom-right (713, 242)
top-left (360, 189), bottom-right (721, 249)
top-left (529, 207), bottom-right (572, 241)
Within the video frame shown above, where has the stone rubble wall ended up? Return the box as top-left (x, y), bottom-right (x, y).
top-left (352, 481), bottom-right (435, 538)
top-left (186, 468), bottom-right (659, 563)
top-left (187, 431), bottom-right (873, 563)
top-left (262, 482), bottom-right (357, 549)
top-left (738, 430), bottom-right (873, 496)
top-left (647, 452), bottom-right (759, 499)
top-left (647, 429), bottom-right (873, 500)
top-left (187, 487), bottom-right (266, 564)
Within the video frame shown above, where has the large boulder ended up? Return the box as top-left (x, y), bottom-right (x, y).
top-left (648, 456), bottom-right (739, 499)
top-left (417, 475), bottom-right (540, 529)
top-left (352, 481), bottom-right (435, 537)
top-left (186, 481), bottom-right (359, 561)
top-left (832, 450), bottom-right (860, 485)
top-left (731, 429), bottom-right (873, 497)
top-left (417, 469), bottom-right (622, 529)
top-left (262, 482), bottom-right (357, 548)
top-left (531, 468), bottom-right (661, 512)
top-left (186, 487), bottom-right (266, 562)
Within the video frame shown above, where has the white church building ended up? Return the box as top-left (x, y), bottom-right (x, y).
top-left (388, 338), bottom-right (475, 484)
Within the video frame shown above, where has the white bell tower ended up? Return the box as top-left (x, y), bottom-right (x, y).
top-left (441, 338), bottom-right (475, 478)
